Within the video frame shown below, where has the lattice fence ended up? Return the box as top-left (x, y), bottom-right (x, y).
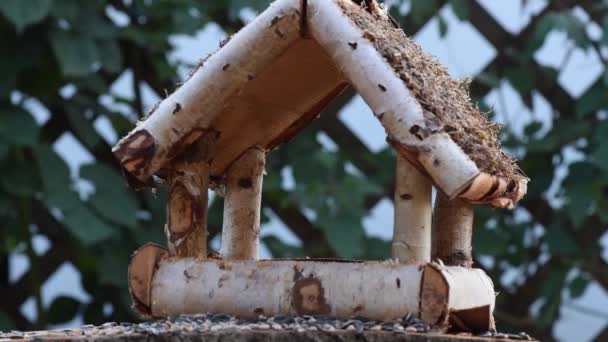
top-left (1, 1), bottom-right (606, 341)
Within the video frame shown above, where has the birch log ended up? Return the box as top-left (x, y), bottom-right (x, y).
top-left (127, 255), bottom-right (496, 332)
top-left (392, 154), bottom-right (432, 263)
top-left (308, 0), bottom-right (479, 198)
top-left (112, 0), bottom-right (301, 183)
top-left (220, 147), bottom-right (265, 260)
top-left (128, 243), bottom-right (168, 316)
top-left (432, 192), bottom-right (474, 267)
top-left (165, 131), bottom-right (217, 258)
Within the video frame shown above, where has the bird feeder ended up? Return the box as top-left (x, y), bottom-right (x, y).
top-left (113, 0), bottom-right (528, 334)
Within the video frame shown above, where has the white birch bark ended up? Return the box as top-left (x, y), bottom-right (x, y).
top-left (220, 147), bottom-right (266, 260)
top-left (392, 154), bottom-right (432, 263)
top-left (308, 0), bottom-right (480, 199)
top-left (432, 192), bottom-right (474, 267)
top-left (112, 0), bottom-right (302, 184)
top-left (127, 256), bottom-right (496, 331)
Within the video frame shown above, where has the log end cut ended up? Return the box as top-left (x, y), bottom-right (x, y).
top-left (420, 264), bottom-right (449, 328)
top-left (128, 243), bottom-right (168, 317)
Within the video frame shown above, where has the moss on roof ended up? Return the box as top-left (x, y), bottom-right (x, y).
top-left (340, 0), bottom-right (525, 183)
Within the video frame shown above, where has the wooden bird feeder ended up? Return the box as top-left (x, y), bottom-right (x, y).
top-left (113, 0), bottom-right (528, 334)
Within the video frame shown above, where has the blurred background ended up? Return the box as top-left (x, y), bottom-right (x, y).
top-left (0, 0), bottom-right (607, 341)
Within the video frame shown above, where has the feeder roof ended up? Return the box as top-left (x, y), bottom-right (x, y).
top-left (112, 0), bottom-right (527, 208)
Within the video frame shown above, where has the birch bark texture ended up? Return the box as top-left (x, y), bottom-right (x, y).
top-left (392, 154), bottom-right (432, 263)
top-left (220, 147), bottom-right (266, 260)
top-left (432, 192), bottom-right (474, 267)
top-left (111, 0), bottom-right (301, 183)
top-left (127, 256), bottom-right (495, 332)
top-left (165, 132), bottom-right (217, 258)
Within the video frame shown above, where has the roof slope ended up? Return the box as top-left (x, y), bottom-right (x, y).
top-left (112, 0), bottom-right (527, 208)
top-left (337, 0), bottom-right (525, 187)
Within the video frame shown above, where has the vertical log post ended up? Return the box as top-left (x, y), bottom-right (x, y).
top-left (165, 133), bottom-right (216, 258)
top-left (432, 192), bottom-right (474, 267)
top-left (392, 155), bottom-right (432, 263)
top-left (221, 146), bottom-right (266, 260)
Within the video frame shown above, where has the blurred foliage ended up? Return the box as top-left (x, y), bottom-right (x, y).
top-left (0, 0), bottom-right (607, 341)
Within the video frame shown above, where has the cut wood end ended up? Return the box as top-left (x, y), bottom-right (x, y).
top-left (419, 264), bottom-right (449, 328)
top-left (112, 130), bottom-right (156, 182)
top-left (459, 172), bottom-right (529, 209)
top-left (128, 243), bottom-right (168, 317)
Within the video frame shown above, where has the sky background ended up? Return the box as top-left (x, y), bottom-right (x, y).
top-left (9, 1), bottom-right (608, 341)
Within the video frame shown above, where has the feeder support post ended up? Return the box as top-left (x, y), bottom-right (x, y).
top-left (165, 133), bottom-right (217, 258)
top-left (392, 154), bottom-right (432, 263)
top-left (432, 192), bottom-right (474, 267)
top-left (221, 146), bottom-right (266, 260)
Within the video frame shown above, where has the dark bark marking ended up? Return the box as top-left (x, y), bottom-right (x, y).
top-left (378, 84), bottom-right (386, 92)
top-left (479, 177), bottom-right (500, 201)
top-left (292, 277), bottom-right (331, 315)
top-left (184, 270), bottom-right (193, 280)
top-left (166, 128), bottom-right (206, 160)
top-left (219, 36), bottom-right (231, 48)
top-left (172, 102), bottom-right (182, 115)
top-left (409, 125), bottom-right (424, 140)
top-left (222, 63), bottom-right (230, 71)
top-left (348, 41), bottom-right (358, 49)
top-left (271, 16), bottom-right (282, 26)
top-left (396, 277), bottom-right (401, 289)
top-left (238, 178), bottom-right (253, 189)
top-left (400, 193), bottom-right (413, 200)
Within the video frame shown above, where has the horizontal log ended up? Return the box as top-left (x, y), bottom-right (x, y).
top-left (128, 245), bottom-right (496, 333)
top-left (112, 0), bottom-right (303, 183)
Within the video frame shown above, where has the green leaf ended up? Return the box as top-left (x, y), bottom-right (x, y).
top-left (0, 155), bottom-right (41, 197)
top-left (320, 214), bottom-right (365, 259)
top-left (0, 0), bottom-right (52, 33)
top-left (62, 203), bottom-right (115, 245)
top-left (506, 67), bottom-right (535, 95)
top-left (0, 108), bottom-right (39, 146)
top-left (50, 30), bottom-right (99, 76)
top-left (65, 107), bottom-right (101, 148)
top-left (410, 0), bottom-right (438, 26)
top-left (591, 143), bottom-right (608, 171)
top-left (97, 39), bottom-right (123, 73)
top-left (568, 275), bottom-right (589, 299)
top-left (544, 223), bottom-right (578, 256)
top-left (262, 235), bottom-right (303, 258)
top-left (48, 296), bottom-right (81, 324)
top-left (575, 82), bottom-right (608, 118)
top-left (562, 162), bottom-right (602, 227)
top-left (449, 0), bottom-right (469, 21)
top-left (50, 0), bottom-right (80, 22)
top-left (80, 163), bottom-right (138, 229)
top-left (528, 13), bottom-right (590, 57)
top-left (32, 145), bottom-right (80, 210)
top-left (98, 244), bottom-right (130, 287)
top-left (473, 226), bottom-right (509, 255)
top-left (0, 310), bottom-right (15, 330)
top-left (362, 237), bottom-right (390, 260)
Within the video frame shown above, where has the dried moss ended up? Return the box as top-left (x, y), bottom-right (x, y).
top-left (340, 1), bottom-right (524, 182)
